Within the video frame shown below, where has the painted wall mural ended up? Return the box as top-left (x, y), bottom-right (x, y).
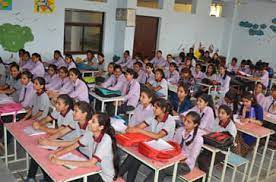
top-left (0, 23), bottom-right (34, 52)
top-left (239, 18), bottom-right (276, 36)
top-left (34, 0), bottom-right (55, 14)
top-left (0, 0), bottom-right (12, 10)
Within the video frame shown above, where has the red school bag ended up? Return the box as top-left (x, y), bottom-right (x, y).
top-left (115, 133), bottom-right (152, 147)
top-left (138, 141), bottom-right (182, 161)
top-left (0, 103), bottom-right (23, 124)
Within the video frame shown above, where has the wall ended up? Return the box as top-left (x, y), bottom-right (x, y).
top-left (229, 1), bottom-right (276, 67)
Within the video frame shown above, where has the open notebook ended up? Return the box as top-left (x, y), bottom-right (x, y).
top-left (59, 153), bottom-right (87, 169)
top-left (111, 117), bottom-right (127, 133)
top-left (23, 126), bottom-right (46, 136)
top-left (144, 139), bottom-right (174, 151)
top-left (38, 145), bottom-right (58, 151)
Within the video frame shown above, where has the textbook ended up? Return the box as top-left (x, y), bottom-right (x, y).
top-left (23, 126), bottom-right (46, 136)
top-left (111, 117), bottom-right (127, 133)
top-left (144, 139), bottom-right (174, 151)
top-left (38, 145), bottom-right (58, 151)
top-left (59, 153), bottom-right (86, 169)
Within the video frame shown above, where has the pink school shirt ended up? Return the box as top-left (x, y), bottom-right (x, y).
top-left (129, 104), bottom-right (154, 127)
top-left (102, 74), bottom-right (126, 93)
top-left (30, 61), bottom-right (45, 78)
top-left (122, 79), bottom-right (140, 107)
top-left (69, 79), bottom-right (89, 103)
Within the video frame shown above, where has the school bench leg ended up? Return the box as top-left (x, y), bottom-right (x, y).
top-left (246, 137), bottom-right (260, 182)
top-left (231, 166), bottom-right (237, 182)
top-left (266, 149), bottom-right (275, 179)
top-left (4, 125), bottom-right (8, 166)
top-left (207, 151), bottom-right (217, 182)
top-left (172, 162), bottom-right (179, 182)
top-left (257, 135), bottom-right (270, 181)
top-left (242, 162), bottom-right (249, 182)
top-left (220, 149), bottom-right (229, 182)
top-left (154, 169), bottom-right (160, 182)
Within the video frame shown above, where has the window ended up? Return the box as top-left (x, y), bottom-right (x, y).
top-left (210, 1), bottom-right (223, 17)
top-left (174, 0), bottom-right (192, 13)
top-left (64, 9), bottom-right (104, 54)
top-left (137, 0), bottom-right (161, 9)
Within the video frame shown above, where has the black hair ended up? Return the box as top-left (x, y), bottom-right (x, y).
top-left (255, 82), bottom-right (266, 91)
top-left (178, 82), bottom-right (190, 97)
top-left (21, 70), bottom-right (33, 80)
top-left (179, 52), bottom-right (186, 62)
top-left (48, 64), bottom-right (58, 73)
top-left (65, 54), bottom-right (75, 62)
top-left (198, 93), bottom-right (216, 118)
top-left (141, 88), bottom-right (154, 104)
top-left (33, 77), bottom-right (46, 92)
top-left (232, 57), bottom-right (238, 63)
top-left (170, 62), bottom-right (177, 69)
top-left (218, 104), bottom-right (233, 121)
top-left (10, 62), bottom-right (21, 80)
top-left (241, 59), bottom-right (246, 65)
top-left (241, 91), bottom-right (258, 106)
top-left (98, 52), bottom-right (105, 58)
top-left (54, 50), bottom-right (62, 57)
top-left (24, 51), bottom-right (31, 58)
top-left (32, 53), bottom-right (42, 62)
top-left (155, 68), bottom-right (165, 80)
top-left (134, 61), bottom-right (143, 68)
top-left (69, 68), bottom-right (89, 90)
top-left (114, 64), bottom-right (123, 72)
top-left (59, 66), bottom-right (69, 75)
top-left (125, 68), bottom-right (138, 79)
top-left (154, 98), bottom-right (173, 114)
top-left (271, 85), bottom-right (276, 92)
top-left (18, 49), bottom-right (25, 55)
top-left (95, 112), bottom-right (119, 180)
top-left (74, 101), bottom-right (94, 121)
top-left (86, 50), bottom-right (93, 54)
top-left (124, 50), bottom-right (130, 56)
top-left (157, 50), bottom-right (162, 54)
top-left (206, 64), bottom-right (216, 76)
top-left (195, 63), bottom-right (201, 69)
top-left (218, 65), bottom-right (227, 80)
top-left (146, 63), bottom-right (154, 69)
top-left (225, 89), bottom-right (239, 114)
top-left (57, 94), bottom-right (74, 111)
top-left (0, 57), bottom-right (3, 64)
top-left (184, 111), bottom-right (201, 146)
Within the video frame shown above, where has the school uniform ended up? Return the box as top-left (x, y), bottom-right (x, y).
top-left (150, 57), bottom-right (166, 68)
top-left (66, 61), bottom-right (76, 70)
top-left (136, 70), bottom-right (147, 84)
top-left (0, 63), bottom-right (6, 86)
top-left (264, 96), bottom-right (276, 114)
top-left (260, 70), bottom-right (269, 88)
top-left (102, 74), bottom-right (126, 93)
top-left (166, 70), bottom-right (180, 85)
top-left (203, 73), bottom-right (217, 81)
top-left (129, 104), bottom-right (154, 127)
top-left (192, 70), bottom-right (205, 83)
top-left (145, 72), bottom-right (155, 85)
top-left (256, 93), bottom-right (266, 109)
top-left (48, 58), bottom-right (66, 69)
top-left (183, 106), bottom-right (215, 132)
top-left (119, 113), bottom-right (176, 182)
top-left (228, 64), bottom-right (239, 73)
top-left (69, 79), bottom-right (89, 103)
top-left (21, 59), bottom-right (34, 71)
top-left (31, 92), bottom-right (50, 120)
top-left (97, 63), bottom-right (105, 72)
top-left (179, 77), bottom-right (195, 89)
top-left (170, 97), bottom-right (193, 114)
top-left (5, 76), bottom-right (22, 102)
top-left (152, 78), bottom-right (168, 98)
top-left (116, 57), bottom-right (133, 69)
top-left (50, 77), bottom-right (73, 94)
top-left (212, 119), bottom-right (237, 138)
top-left (19, 82), bottom-right (35, 108)
top-left (216, 98), bottom-right (237, 114)
top-left (83, 57), bottom-right (98, 66)
top-left (216, 74), bottom-right (231, 95)
top-left (30, 61), bottom-right (45, 78)
top-left (78, 131), bottom-right (115, 182)
top-left (122, 79), bottom-right (140, 107)
top-left (45, 74), bottom-right (59, 86)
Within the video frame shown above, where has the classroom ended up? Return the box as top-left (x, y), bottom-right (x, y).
top-left (0, 0), bottom-right (275, 182)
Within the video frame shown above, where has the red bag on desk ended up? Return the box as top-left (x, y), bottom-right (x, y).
top-left (115, 133), bottom-right (152, 147)
top-left (138, 141), bottom-right (181, 161)
top-left (0, 103), bottom-right (22, 114)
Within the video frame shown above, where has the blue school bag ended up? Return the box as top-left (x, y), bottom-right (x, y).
top-left (76, 63), bottom-right (98, 71)
top-left (95, 87), bottom-right (121, 98)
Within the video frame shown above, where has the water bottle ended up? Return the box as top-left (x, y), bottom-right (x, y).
top-left (249, 107), bottom-right (256, 120)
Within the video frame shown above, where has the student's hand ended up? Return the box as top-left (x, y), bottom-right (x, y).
top-left (32, 122), bottom-right (40, 130)
top-left (126, 127), bottom-right (139, 133)
top-left (18, 118), bottom-right (26, 123)
top-left (50, 156), bottom-right (63, 165)
top-left (38, 138), bottom-right (50, 146)
top-left (240, 118), bottom-right (250, 123)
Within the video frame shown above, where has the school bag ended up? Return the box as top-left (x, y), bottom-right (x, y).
top-left (76, 63), bottom-right (98, 71)
top-left (115, 133), bottom-right (152, 147)
top-left (138, 140), bottom-right (182, 161)
top-left (83, 77), bottom-right (96, 84)
top-left (95, 87), bottom-right (121, 98)
top-left (0, 103), bottom-right (23, 124)
top-left (203, 131), bottom-right (234, 151)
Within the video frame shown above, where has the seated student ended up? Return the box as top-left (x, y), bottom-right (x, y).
top-left (264, 85), bottom-right (276, 114)
top-left (216, 89), bottom-right (239, 114)
top-left (116, 50), bottom-right (133, 69)
top-left (228, 57), bottom-right (239, 74)
top-left (192, 63), bottom-right (204, 83)
top-left (211, 52), bottom-right (220, 68)
top-left (18, 48), bottom-right (26, 67)
top-left (0, 57), bottom-right (6, 86)
top-left (132, 52), bottom-right (144, 66)
top-left (0, 63), bottom-right (22, 102)
top-left (144, 63), bottom-right (155, 85)
top-left (133, 61), bottom-right (146, 84)
top-left (50, 113), bottom-right (119, 182)
top-left (82, 50), bottom-right (97, 66)
top-left (164, 54), bottom-right (175, 70)
top-left (166, 62), bottom-right (180, 85)
top-left (45, 50), bottom-right (66, 69)
top-left (150, 50), bottom-right (166, 68)
top-left (175, 51), bottom-right (185, 66)
top-left (255, 63), bottom-right (269, 88)
top-left (182, 94), bottom-right (215, 132)
top-left (142, 57), bottom-right (150, 71)
top-left (68, 68), bottom-right (89, 103)
top-left (234, 92), bottom-right (263, 156)
top-left (96, 52), bottom-right (105, 72)
top-left (45, 64), bottom-right (59, 86)
top-left (19, 77), bottom-right (50, 122)
top-left (128, 89), bottom-right (154, 127)
top-left (29, 53), bottom-right (45, 78)
top-left (216, 65), bottom-right (231, 96)
top-left (254, 82), bottom-right (266, 108)
top-left (21, 51), bottom-right (34, 71)
top-left (101, 64), bottom-right (127, 93)
top-left (118, 98), bottom-right (176, 182)
top-left (179, 68), bottom-right (195, 89)
top-left (204, 64), bottom-right (217, 81)
top-left (19, 71), bottom-right (35, 109)
top-left (103, 62), bottom-right (115, 81)
top-left (181, 57), bottom-right (193, 71)
top-left (150, 68), bottom-right (168, 98)
top-left (145, 111), bottom-right (203, 182)
top-left (202, 50), bottom-right (212, 63)
top-left (25, 101), bottom-right (93, 182)
top-left (171, 83), bottom-right (193, 116)
top-left (198, 105), bottom-right (237, 174)
top-left (238, 59), bottom-right (250, 74)
top-left (64, 54), bottom-right (76, 70)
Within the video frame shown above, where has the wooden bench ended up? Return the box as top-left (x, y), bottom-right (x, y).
top-left (178, 167), bottom-right (206, 182)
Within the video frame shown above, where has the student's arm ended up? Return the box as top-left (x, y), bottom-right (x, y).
top-left (51, 140), bottom-right (80, 158)
top-left (31, 111), bottom-right (43, 120)
top-left (152, 85), bottom-right (162, 92)
top-left (39, 136), bottom-right (79, 148)
top-left (0, 85), bottom-right (8, 90)
top-left (51, 156), bottom-right (97, 168)
top-left (47, 126), bottom-right (73, 140)
top-left (127, 122), bottom-right (167, 139)
top-left (19, 108), bottom-right (32, 122)
top-left (0, 88), bottom-right (16, 95)
top-left (34, 123), bottom-right (62, 135)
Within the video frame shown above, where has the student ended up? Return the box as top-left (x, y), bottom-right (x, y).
top-left (151, 68), bottom-right (168, 98)
top-left (68, 68), bottom-right (89, 103)
top-left (175, 52), bottom-right (185, 66)
top-left (264, 85), bottom-right (276, 114)
top-left (29, 53), bottom-right (45, 78)
top-left (179, 68), bottom-right (195, 89)
top-left (228, 57), bottom-right (239, 74)
top-left (0, 63), bottom-right (22, 102)
top-left (45, 50), bottom-right (66, 69)
top-left (254, 82), bottom-right (266, 108)
top-left (64, 54), bottom-right (76, 70)
top-left (103, 62), bottom-right (115, 81)
top-left (182, 94), bottom-right (215, 131)
top-left (45, 64), bottom-right (59, 86)
top-left (255, 63), bottom-right (269, 88)
top-left (0, 57), bottom-right (6, 86)
top-left (182, 57), bottom-right (193, 70)
top-left (19, 71), bottom-right (35, 108)
top-left (25, 101), bottom-right (93, 182)
top-left (166, 62), bottom-right (180, 85)
top-left (216, 65), bottom-right (231, 96)
top-left (165, 54), bottom-right (175, 69)
top-left (211, 52), bottom-right (220, 68)
top-left (142, 57), bottom-right (150, 71)
top-left (50, 113), bottom-right (119, 182)
top-left (145, 111), bottom-right (203, 182)
top-left (97, 52), bottom-right (105, 72)
top-left (101, 65), bottom-right (126, 93)
top-left (21, 51), bottom-right (34, 71)
top-left (19, 77), bottom-right (50, 122)
top-left (202, 50), bottom-right (212, 63)
top-left (216, 89), bottom-right (239, 114)
top-left (171, 83), bottom-right (193, 116)
top-left (18, 48), bottom-right (26, 67)
top-left (83, 50), bottom-right (97, 66)
top-left (150, 50), bottom-right (166, 68)
top-left (118, 98), bottom-right (176, 182)
top-left (133, 61), bottom-right (146, 84)
top-left (198, 105), bottom-right (237, 174)
top-left (144, 63), bottom-right (155, 85)
top-left (235, 92), bottom-right (263, 156)
top-left (238, 59), bottom-right (250, 74)
top-left (204, 64), bottom-right (217, 81)
top-left (116, 50), bottom-right (133, 69)
top-left (192, 63), bottom-right (204, 83)
top-left (132, 52), bottom-right (144, 68)
top-left (128, 89), bottom-right (154, 127)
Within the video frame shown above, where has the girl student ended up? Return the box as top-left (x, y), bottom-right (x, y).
top-left (45, 50), bottom-right (66, 69)
top-left (204, 63), bottom-right (217, 81)
top-left (198, 105), bottom-right (237, 174)
top-left (19, 70), bottom-right (35, 108)
top-left (144, 63), bottom-right (155, 85)
top-left (264, 85), bottom-right (276, 114)
top-left (50, 112), bottom-right (119, 182)
top-left (118, 98), bottom-right (176, 182)
top-left (150, 68), bottom-right (168, 99)
top-left (179, 67), bottom-right (195, 89)
top-left (133, 61), bottom-right (146, 84)
top-left (166, 62), bottom-right (180, 85)
top-left (254, 82), bottom-right (266, 107)
top-left (0, 63), bottom-right (22, 102)
top-left (144, 111), bottom-right (203, 182)
top-left (97, 52), bottom-right (105, 72)
top-left (45, 64), bottom-right (59, 86)
top-left (29, 53), bottom-right (45, 78)
top-left (170, 82), bottom-right (193, 116)
top-left (21, 51), bottom-right (34, 71)
top-left (19, 77), bottom-right (50, 122)
top-left (182, 93), bottom-right (216, 132)
top-left (216, 65), bottom-right (231, 96)
top-left (68, 68), bottom-right (89, 103)
top-left (128, 88), bottom-right (154, 127)
top-left (192, 63), bottom-right (204, 83)
top-left (64, 54), bottom-right (76, 70)
top-left (216, 89), bottom-right (239, 114)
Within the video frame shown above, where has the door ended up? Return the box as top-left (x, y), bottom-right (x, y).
top-left (133, 16), bottom-right (159, 59)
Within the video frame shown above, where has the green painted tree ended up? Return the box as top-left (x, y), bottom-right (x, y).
top-left (0, 23), bottom-right (34, 52)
